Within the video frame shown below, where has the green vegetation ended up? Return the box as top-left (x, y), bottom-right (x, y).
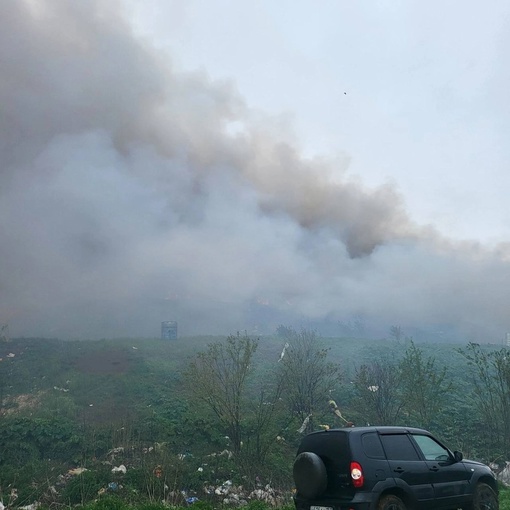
top-left (0, 331), bottom-right (510, 508)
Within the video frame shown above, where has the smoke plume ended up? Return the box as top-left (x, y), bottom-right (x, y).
top-left (1, 1), bottom-right (510, 340)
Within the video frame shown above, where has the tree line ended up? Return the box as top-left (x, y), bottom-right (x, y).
top-left (184, 328), bottom-right (510, 474)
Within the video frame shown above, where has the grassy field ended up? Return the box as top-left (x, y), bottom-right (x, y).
top-left (0, 335), bottom-right (508, 508)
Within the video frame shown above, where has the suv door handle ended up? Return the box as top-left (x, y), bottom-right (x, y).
top-left (393, 467), bottom-right (404, 473)
top-left (429, 466), bottom-right (439, 472)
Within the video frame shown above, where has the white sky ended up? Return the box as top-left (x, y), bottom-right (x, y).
top-left (125, 0), bottom-right (510, 244)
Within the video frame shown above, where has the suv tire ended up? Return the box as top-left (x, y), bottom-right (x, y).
top-left (377, 494), bottom-right (407, 510)
top-left (471, 482), bottom-right (498, 510)
top-left (293, 452), bottom-right (327, 499)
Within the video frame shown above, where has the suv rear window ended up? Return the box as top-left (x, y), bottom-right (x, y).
top-left (380, 434), bottom-right (421, 461)
top-left (298, 431), bottom-right (349, 457)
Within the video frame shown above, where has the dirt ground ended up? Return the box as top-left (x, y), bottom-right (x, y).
top-left (73, 348), bottom-right (132, 374)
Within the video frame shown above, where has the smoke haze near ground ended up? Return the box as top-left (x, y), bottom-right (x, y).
top-left (1, 1), bottom-right (510, 341)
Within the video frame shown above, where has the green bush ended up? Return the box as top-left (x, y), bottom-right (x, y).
top-left (245, 501), bottom-right (270, 510)
top-left (62, 469), bottom-right (111, 505)
top-left (123, 467), bottom-right (168, 502)
top-left (137, 503), bottom-right (171, 510)
top-left (0, 416), bottom-right (83, 465)
top-left (82, 495), bottom-right (130, 510)
top-left (185, 501), bottom-right (219, 510)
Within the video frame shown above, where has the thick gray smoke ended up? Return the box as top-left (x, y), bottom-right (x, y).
top-left (1, 1), bottom-right (510, 340)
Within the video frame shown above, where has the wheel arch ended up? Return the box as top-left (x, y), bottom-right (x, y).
top-left (475, 475), bottom-right (499, 494)
top-left (376, 487), bottom-right (416, 510)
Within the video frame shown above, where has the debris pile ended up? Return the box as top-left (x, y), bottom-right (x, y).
top-left (0, 444), bottom-right (293, 509)
top-left (200, 480), bottom-right (289, 507)
top-left (497, 462), bottom-right (510, 486)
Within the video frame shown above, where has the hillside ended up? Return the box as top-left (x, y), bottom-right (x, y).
top-left (0, 334), bottom-right (508, 508)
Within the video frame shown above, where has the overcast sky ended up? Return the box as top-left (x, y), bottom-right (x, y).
top-left (126, 0), bottom-right (510, 243)
top-left (1, 1), bottom-right (510, 341)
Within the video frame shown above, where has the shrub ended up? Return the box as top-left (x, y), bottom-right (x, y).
top-left (83, 495), bottom-right (130, 510)
top-left (62, 469), bottom-right (111, 505)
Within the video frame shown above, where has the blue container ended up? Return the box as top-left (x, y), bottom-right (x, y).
top-left (161, 321), bottom-right (178, 340)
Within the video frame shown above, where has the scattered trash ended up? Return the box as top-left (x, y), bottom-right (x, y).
top-left (6, 353), bottom-right (15, 358)
top-left (68, 468), bottom-right (88, 476)
top-left (249, 484), bottom-right (284, 507)
top-left (328, 399), bottom-right (352, 426)
top-left (208, 449), bottom-right (233, 459)
top-left (278, 342), bottom-right (289, 362)
top-left (0, 420), bottom-right (294, 509)
top-left (214, 480), bottom-right (233, 496)
top-left (497, 461), bottom-right (510, 486)
top-left (297, 414), bottom-right (311, 434)
top-left (9, 489), bottom-right (18, 503)
top-left (202, 482), bottom-right (287, 507)
top-left (107, 447), bottom-right (125, 456)
top-left (19, 503), bottom-right (40, 510)
top-left (223, 494), bottom-right (246, 506)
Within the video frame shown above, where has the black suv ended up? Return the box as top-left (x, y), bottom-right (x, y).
top-left (293, 426), bottom-right (498, 510)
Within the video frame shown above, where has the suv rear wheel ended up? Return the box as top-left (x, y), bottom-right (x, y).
top-left (377, 494), bottom-right (407, 510)
top-left (293, 452), bottom-right (327, 499)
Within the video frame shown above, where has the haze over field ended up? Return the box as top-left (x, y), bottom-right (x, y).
top-left (1, 1), bottom-right (510, 340)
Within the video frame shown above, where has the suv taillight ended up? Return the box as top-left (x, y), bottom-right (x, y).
top-left (350, 461), bottom-right (364, 488)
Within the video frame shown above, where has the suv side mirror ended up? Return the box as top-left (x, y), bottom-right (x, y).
top-left (453, 451), bottom-right (463, 462)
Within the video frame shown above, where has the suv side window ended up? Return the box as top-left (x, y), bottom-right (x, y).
top-left (380, 434), bottom-right (421, 461)
top-left (412, 434), bottom-right (450, 461)
top-left (361, 432), bottom-right (385, 459)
